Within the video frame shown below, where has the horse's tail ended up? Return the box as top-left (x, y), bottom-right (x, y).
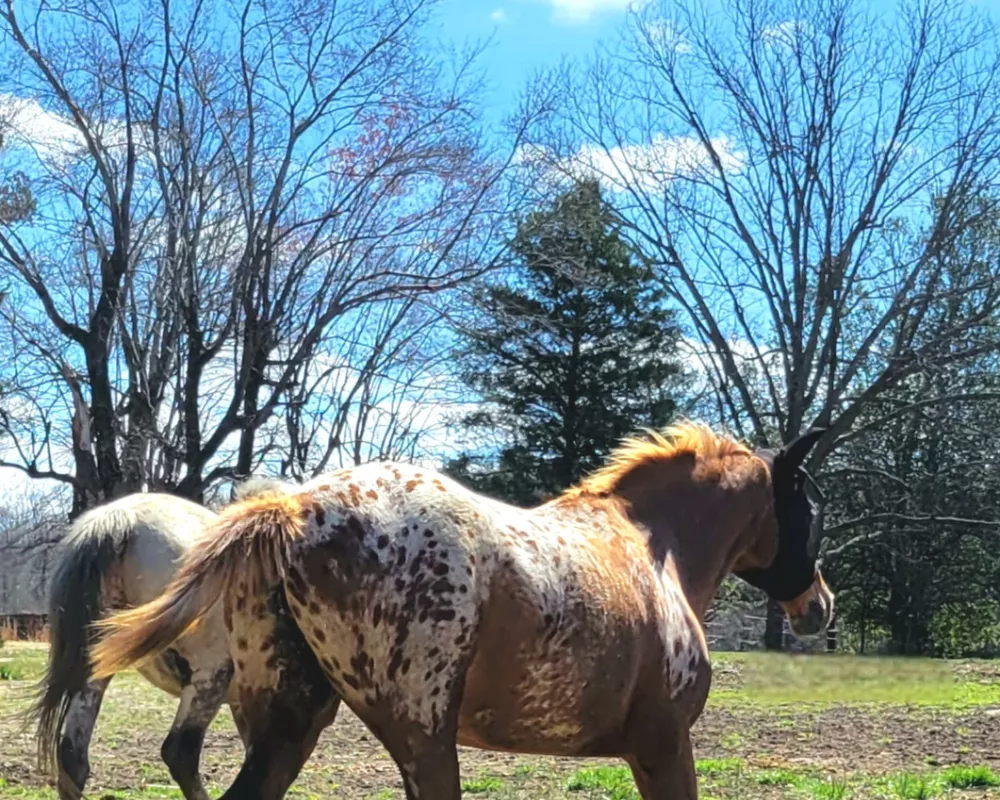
top-left (21, 504), bottom-right (129, 781)
top-left (89, 492), bottom-right (308, 680)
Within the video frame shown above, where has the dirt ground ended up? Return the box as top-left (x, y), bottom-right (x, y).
top-left (1, 648), bottom-right (999, 798)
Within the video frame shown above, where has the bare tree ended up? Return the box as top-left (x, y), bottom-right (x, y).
top-left (535, 0), bottom-right (1000, 449)
top-left (531, 0), bottom-right (1000, 645)
top-left (279, 296), bottom-right (459, 476)
top-left (0, 0), bottom-right (536, 510)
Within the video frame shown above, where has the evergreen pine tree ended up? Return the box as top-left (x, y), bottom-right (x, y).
top-left (447, 180), bottom-right (684, 505)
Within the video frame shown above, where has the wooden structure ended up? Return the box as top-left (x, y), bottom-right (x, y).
top-left (0, 613), bottom-right (49, 642)
top-left (0, 518), bottom-right (60, 642)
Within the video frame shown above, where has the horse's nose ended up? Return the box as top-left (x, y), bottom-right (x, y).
top-left (788, 591), bottom-right (831, 637)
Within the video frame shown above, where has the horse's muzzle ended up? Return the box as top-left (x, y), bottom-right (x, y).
top-left (780, 571), bottom-right (834, 638)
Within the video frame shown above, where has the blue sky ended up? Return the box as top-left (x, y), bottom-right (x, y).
top-left (5, 0), bottom-right (1000, 501)
top-left (429, 0), bottom-right (1000, 126)
top-left (428, 0), bottom-right (633, 122)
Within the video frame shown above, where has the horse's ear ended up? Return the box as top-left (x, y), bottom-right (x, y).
top-left (777, 427), bottom-right (826, 471)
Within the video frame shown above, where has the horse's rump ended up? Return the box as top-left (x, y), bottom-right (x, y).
top-left (89, 492), bottom-right (307, 680)
top-left (21, 494), bottom-right (205, 779)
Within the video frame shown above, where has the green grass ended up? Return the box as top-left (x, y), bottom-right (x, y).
top-left (696, 758), bottom-right (744, 778)
top-left (561, 763), bottom-right (1000, 800)
top-left (941, 765), bottom-right (1000, 789)
top-left (890, 773), bottom-right (933, 799)
top-left (0, 643), bottom-right (48, 682)
top-left (463, 776), bottom-right (506, 793)
top-left (707, 652), bottom-right (1000, 709)
top-left (566, 766), bottom-right (638, 799)
top-left (754, 768), bottom-right (804, 787)
top-left (0, 786), bottom-right (185, 800)
top-left (806, 777), bottom-right (850, 799)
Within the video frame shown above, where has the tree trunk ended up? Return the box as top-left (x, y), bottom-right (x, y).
top-left (886, 580), bottom-right (925, 655)
top-left (84, 339), bottom-right (124, 501)
top-left (122, 384), bottom-right (154, 495)
top-left (763, 598), bottom-right (785, 650)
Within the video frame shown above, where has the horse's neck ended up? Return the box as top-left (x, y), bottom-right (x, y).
top-left (619, 480), bottom-right (755, 621)
top-left (652, 521), bottom-right (744, 620)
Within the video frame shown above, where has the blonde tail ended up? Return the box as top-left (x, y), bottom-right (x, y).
top-left (89, 493), bottom-right (307, 679)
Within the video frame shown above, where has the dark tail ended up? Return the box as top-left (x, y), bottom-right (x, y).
top-left (19, 508), bottom-right (124, 783)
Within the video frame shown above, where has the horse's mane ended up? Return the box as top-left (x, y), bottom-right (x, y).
top-left (560, 421), bottom-right (752, 499)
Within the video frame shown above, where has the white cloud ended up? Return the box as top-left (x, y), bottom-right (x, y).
top-left (646, 19), bottom-right (691, 53)
top-left (0, 95), bottom-right (84, 159)
top-left (532, 0), bottom-right (650, 25)
top-left (490, 8), bottom-right (508, 23)
top-left (517, 134), bottom-right (743, 194)
top-left (760, 20), bottom-right (808, 49)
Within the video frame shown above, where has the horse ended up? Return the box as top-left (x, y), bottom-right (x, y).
top-left (89, 421), bottom-right (835, 800)
top-left (21, 484), bottom-right (279, 800)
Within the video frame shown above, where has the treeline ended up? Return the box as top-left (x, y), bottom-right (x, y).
top-left (2, 0), bottom-right (1000, 657)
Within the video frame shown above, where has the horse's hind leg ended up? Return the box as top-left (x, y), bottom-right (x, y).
top-left (160, 664), bottom-right (232, 800)
top-left (230, 704), bottom-right (250, 748)
top-left (57, 677), bottom-right (110, 800)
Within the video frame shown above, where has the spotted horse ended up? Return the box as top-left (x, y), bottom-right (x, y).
top-left (19, 482), bottom-right (284, 800)
top-left (90, 421), bottom-right (835, 800)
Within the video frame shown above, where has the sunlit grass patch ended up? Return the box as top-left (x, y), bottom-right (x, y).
top-left (463, 775), bottom-right (505, 793)
top-left (561, 759), bottom-right (1000, 800)
top-left (941, 764), bottom-right (1000, 788)
top-left (695, 758), bottom-right (744, 778)
top-left (889, 772), bottom-right (936, 799)
top-left (754, 767), bottom-right (803, 787)
top-left (0, 642), bottom-right (48, 683)
top-left (708, 652), bottom-right (1000, 708)
top-left (565, 765), bottom-right (636, 799)
top-left (802, 775), bottom-right (851, 799)
top-left (0, 786), bottom-right (186, 800)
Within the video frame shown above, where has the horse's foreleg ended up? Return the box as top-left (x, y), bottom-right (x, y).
top-left (160, 665), bottom-right (231, 800)
top-left (626, 732), bottom-right (698, 800)
top-left (57, 677), bottom-right (111, 800)
top-left (389, 735), bottom-right (462, 800)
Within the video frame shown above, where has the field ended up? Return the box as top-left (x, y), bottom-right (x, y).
top-left (1, 643), bottom-right (999, 799)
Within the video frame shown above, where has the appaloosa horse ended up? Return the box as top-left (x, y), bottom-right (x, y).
top-left (23, 484), bottom-right (278, 800)
top-left (90, 422), bottom-right (834, 800)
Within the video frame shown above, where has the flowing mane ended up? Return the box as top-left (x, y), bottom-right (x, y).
top-left (560, 421), bottom-right (752, 500)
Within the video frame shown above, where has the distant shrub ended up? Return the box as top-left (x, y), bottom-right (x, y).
top-left (928, 601), bottom-right (1000, 659)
